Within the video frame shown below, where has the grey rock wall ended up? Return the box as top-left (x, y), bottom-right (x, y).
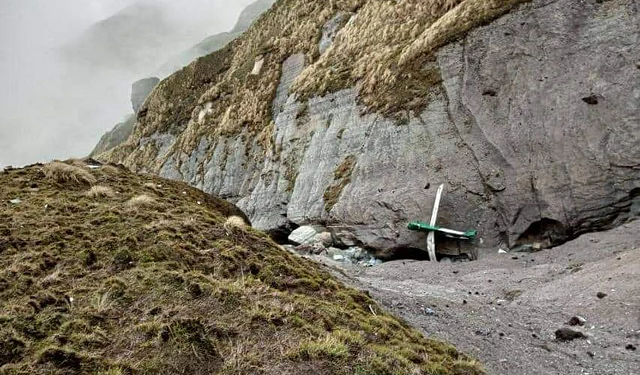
top-left (152, 0), bottom-right (638, 257)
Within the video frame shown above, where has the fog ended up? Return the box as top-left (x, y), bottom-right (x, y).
top-left (0, 0), bottom-right (254, 168)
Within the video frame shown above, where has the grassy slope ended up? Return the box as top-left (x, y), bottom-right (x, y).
top-left (0, 162), bottom-right (484, 375)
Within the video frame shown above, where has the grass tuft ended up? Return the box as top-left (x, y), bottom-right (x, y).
top-left (224, 215), bottom-right (248, 230)
top-left (43, 162), bottom-right (96, 186)
top-left (87, 186), bottom-right (116, 199)
top-left (294, 333), bottom-right (350, 360)
top-left (125, 194), bottom-right (156, 209)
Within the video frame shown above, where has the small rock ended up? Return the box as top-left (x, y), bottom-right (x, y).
top-left (568, 316), bottom-right (587, 326)
top-left (475, 329), bottom-right (491, 337)
top-left (440, 257), bottom-right (452, 264)
top-left (332, 231), bottom-right (358, 247)
top-left (423, 307), bottom-right (436, 316)
top-left (327, 247), bottom-right (345, 257)
top-left (333, 254), bottom-right (345, 262)
top-left (9, 198), bottom-right (22, 204)
top-left (625, 344), bottom-right (637, 351)
top-left (498, 248), bottom-right (508, 254)
top-left (288, 226), bottom-right (318, 245)
top-left (281, 245), bottom-right (297, 254)
top-left (555, 328), bottom-right (586, 342)
top-left (344, 246), bottom-right (366, 261)
top-left (596, 292), bottom-right (607, 299)
top-left (313, 232), bottom-right (333, 247)
top-left (582, 94), bottom-right (599, 105)
top-left (368, 258), bottom-right (382, 266)
top-left (296, 244), bottom-right (325, 255)
top-left (587, 351), bottom-right (595, 358)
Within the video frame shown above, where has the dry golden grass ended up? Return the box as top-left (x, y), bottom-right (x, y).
top-left (399, 0), bottom-right (529, 65)
top-left (86, 186), bottom-right (116, 199)
top-left (324, 155), bottom-right (356, 212)
top-left (224, 215), bottom-right (248, 230)
top-left (100, 165), bottom-right (121, 175)
top-left (293, 0), bottom-right (530, 115)
top-left (69, 158), bottom-right (87, 168)
top-left (125, 194), bottom-right (156, 209)
top-left (43, 162), bottom-right (97, 186)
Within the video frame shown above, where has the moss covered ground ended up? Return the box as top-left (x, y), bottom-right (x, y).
top-left (0, 161), bottom-right (485, 374)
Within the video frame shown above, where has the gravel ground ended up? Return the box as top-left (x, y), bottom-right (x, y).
top-left (330, 221), bottom-right (640, 375)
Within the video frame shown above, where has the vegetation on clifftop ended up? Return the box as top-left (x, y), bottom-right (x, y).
top-left (100, 0), bottom-right (529, 169)
top-left (0, 161), bottom-right (484, 374)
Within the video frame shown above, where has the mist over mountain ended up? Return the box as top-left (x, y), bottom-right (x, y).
top-left (58, 3), bottom-right (177, 75)
top-left (0, 0), bottom-right (254, 169)
top-left (159, 0), bottom-right (276, 76)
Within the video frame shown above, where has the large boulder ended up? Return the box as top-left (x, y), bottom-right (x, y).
top-left (287, 226), bottom-right (318, 246)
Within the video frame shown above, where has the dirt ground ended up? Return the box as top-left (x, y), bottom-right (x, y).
top-left (322, 220), bottom-right (640, 375)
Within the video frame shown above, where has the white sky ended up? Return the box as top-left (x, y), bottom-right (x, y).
top-left (0, 0), bottom-right (253, 167)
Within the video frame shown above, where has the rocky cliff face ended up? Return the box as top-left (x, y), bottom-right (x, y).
top-left (100, 0), bottom-right (640, 258)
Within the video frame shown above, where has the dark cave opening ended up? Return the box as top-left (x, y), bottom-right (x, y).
top-left (515, 218), bottom-right (568, 249)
